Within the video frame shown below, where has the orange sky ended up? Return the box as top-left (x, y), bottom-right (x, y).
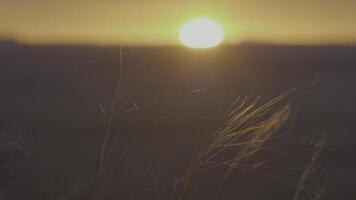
top-left (1, 0), bottom-right (356, 45)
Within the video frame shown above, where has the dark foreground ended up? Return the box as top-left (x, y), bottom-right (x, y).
top-left (0, 42), bottom-right (355, 199)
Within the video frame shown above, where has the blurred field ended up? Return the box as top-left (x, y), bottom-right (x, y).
top-left (0, 41), bottom-right (355, 199)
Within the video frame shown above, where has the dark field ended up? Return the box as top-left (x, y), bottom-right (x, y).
top-left (0, 42), bottom-right (355, 200)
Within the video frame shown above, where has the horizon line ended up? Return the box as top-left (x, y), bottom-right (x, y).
top-left (1, 38), bottom-right (356, 48)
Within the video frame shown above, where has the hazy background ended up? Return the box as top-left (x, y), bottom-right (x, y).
top-left (1, 0), bottom-right (356, 45)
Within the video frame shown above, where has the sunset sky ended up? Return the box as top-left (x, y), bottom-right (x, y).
top-left (1, 0), bottom-right (356, 45)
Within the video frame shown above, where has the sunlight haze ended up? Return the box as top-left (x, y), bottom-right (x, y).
top-left (179, 18), bottom-right (224, 48)
top-left (1, 0), bottom-right (356, 45)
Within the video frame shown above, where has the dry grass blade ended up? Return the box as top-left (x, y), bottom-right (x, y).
top-left (93, 48), bottom-right (209, 200)
top-left (174, 92), bottom-right (294, 200)
top-left (93, 47), bottom-right (145, 199)
top-left (292, 134), bottom-right (327, 200)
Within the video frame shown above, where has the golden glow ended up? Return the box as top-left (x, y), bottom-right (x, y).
top-left (1, 1), bottom-right (356, 45)
top-left (178, 18), bottom-right (224, 48)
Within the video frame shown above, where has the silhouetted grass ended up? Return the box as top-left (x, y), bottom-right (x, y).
top-left (293, 134), bottom-right (327, 200)
top-left (93, 47), bottom-right (147, 199)
top-left (168, 92), bottom-right (327, 200)
top-left (91, 49), bottom-right (326, 200)
top-left (172, 92), bottom-right (294, 200)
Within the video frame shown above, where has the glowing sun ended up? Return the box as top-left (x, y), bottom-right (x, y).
top-left (179, 18), bottom-right (225, 48)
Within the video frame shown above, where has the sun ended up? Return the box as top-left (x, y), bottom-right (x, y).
top-left (178, 18), bottom-right (225, 49)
